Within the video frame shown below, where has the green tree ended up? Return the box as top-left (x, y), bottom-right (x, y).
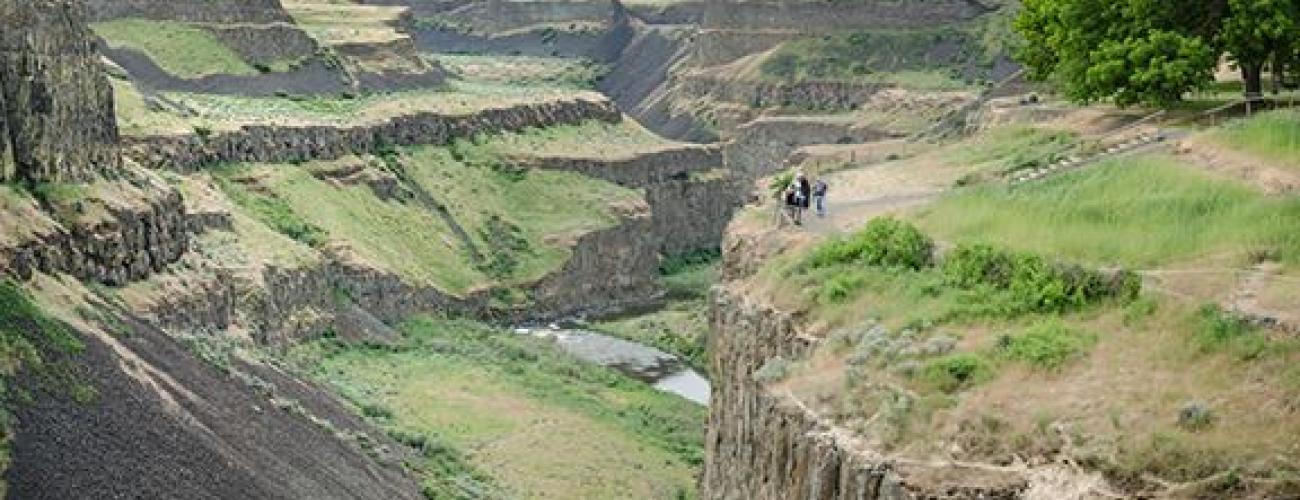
top-left (1015, 0), bottom-right (1300, 105)
top-left (1219, 0), bottom-right (1300, 95)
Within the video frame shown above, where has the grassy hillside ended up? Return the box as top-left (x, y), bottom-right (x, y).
top-left (286, 317), bottom-right (704, 499)
top-left (742, 113), bottom-right (1300, 497)
top-left (92, 19), bottom-right (259, 78)
top-left (210, 122), bottom-right (645, 294)
top-left (914, 156), bottom-right (1300, 268)
top-left (1208, 109), bottom-right (1300, 168)
top-left (750, 14), bottom-right (1014, 89)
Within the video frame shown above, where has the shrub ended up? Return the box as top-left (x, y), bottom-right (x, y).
top-left (1193, 305), bottom-right (1270, 361)
top-left (817, 272), bottom-right (867, 303)
top-left (808, 217), bottom-right (934, 270)
top-left (922, 353), bottom-right (992, 392)
top-left (943, 243), bottom-right (1140, 314)
top-left (1177, 401), bottom-right (1215, 431)
top-left (998, 320), bottom-right (1096, 370)
top-left (768, 170), bottom-right (795, 198)
top-left (360, 403), bottom-right (394, 419)
top-left (943, 243), bottom-right (1015, 288)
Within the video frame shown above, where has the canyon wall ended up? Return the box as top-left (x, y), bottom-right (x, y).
top-left (706, 286), bottom-right (1029, 500)
top-left (516, 145), bottom-right (746, 256)
top-left (0, 0), bottom-right (190, 286)
top-left (700, 0), bottom-right (987, 31)
top-left (1, 4), bottom-right (426, 498)
top-left (0, 0), bottom-right (121, 183)
top-left (124, 97), bottom-right (621, 171)
top-left (726, 118), bottom-right (900, 177)
top-left (81, 0), bottom-right (292, 23)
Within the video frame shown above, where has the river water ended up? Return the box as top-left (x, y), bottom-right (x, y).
top-left (512, 327), bottom-right (710, 405)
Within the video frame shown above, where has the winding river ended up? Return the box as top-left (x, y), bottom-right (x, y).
top-left (513, 327), bottom-right (711, 405)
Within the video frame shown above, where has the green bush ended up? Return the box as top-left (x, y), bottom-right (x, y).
top-left (998, 320), bottom-right (1096, 370)
top-left (768, 170), bottom-right (795, 198)
top-left (922, 353), bottom-right (992, 393)
top-left (942, 243), bottom-right (1140, 314)
top-left (942, 243), bottom-right (1016, 288)
top-left (753, 356), bottom-right (792, 383)
top-left (808, 217), bottom-right (934, 270)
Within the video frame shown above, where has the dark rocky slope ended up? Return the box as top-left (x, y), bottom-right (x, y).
top-left (8, 299), bottom-right (422, 500)
top-left (0, 3), bottom-right (428, 496)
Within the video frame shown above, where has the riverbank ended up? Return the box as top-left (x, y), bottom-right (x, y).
top-left (284, 316), bottom-right (707, 498)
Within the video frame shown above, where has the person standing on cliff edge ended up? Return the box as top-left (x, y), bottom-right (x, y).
top-left (812, 177), bottom-right (828, 217)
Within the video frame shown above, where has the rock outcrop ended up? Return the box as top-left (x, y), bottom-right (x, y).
top-left (81, 0), bottom-right (292, 23)
top-left (512, 145), bottom-right (746, 256)
top-left (706, 286), bottom-right (1029, 500)
top-left (0, 0), bottom-right (121, 183)
top-left (0, 0), bottom-right (191, 287)
top-left (125, 96), bottom-right (621, 171)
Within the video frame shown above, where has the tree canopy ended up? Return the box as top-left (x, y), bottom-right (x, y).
top-left (1015, 0), bottom-right (1300, 107)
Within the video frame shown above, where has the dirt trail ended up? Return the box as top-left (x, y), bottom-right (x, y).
top-left (1229, 261), bottom-right (1300, 333)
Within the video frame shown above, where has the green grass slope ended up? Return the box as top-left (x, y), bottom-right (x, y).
top-left (92, 19), bottom-right (259, 78)
top-left (287, 317), bottom-right (704, 499)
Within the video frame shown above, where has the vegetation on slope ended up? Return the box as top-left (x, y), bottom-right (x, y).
top-left (111, 81), bottom-right (596, 136)
top-left (754, 15), bottom-right (1016, 89)
top-left (913, 155), bottom-right (1300, 268)
top-left (92, 19), bottom-right (260, 78)
top-left (286, 317), bottom-right (704, 499)
top-left (1209, 109), bottom-right (1300, 168)
top-left (0, 281), bottom-right (93, 496)
top-left (440, 54), bottom-right (608, 90)
top-left (753, 140), bottom-right (1300, 496)
top-left (210, 123), bottom-right (644, 295)
top-left (401, 140), bottom-right (641, 285)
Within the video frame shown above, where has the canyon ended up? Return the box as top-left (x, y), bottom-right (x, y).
top-left (2, 0), bottom-right (1297, 499)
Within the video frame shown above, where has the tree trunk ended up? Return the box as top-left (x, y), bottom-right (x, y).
top-left (1242, 62), bottom-right (1265, 98)
top-left (1271, 53), bottom-right (1282, 95)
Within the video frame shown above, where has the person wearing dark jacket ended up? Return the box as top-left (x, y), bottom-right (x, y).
top-left (795, 171), bottom-right (812, 210)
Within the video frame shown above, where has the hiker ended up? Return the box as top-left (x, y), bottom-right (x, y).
top-left (812, 177), bottom-right (828, 217)
top-left (795, 171), bottom-right (812, 215)
top-left (783, 183), bottom-right (806, 226)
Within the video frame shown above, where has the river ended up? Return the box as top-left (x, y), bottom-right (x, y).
top-left (512, 326), bottom-right (711, 405)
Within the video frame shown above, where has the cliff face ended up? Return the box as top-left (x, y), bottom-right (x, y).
top-left (704, 215), bottom-right (1034, 499)
top-left (699, 0), bottom-right (987, 31)
top-left (706, 286), bottom-right (1029, 500)
top-left (81, 0), bottom-right (291, 23)
top-left (0, 0), bottom-right (121, 183)
top-left (0, 0), bottom-right (190, 286)
top-left (125, 97), bottom-right (621, 172)
top-left (0, 3), bottom-right (426, 498)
